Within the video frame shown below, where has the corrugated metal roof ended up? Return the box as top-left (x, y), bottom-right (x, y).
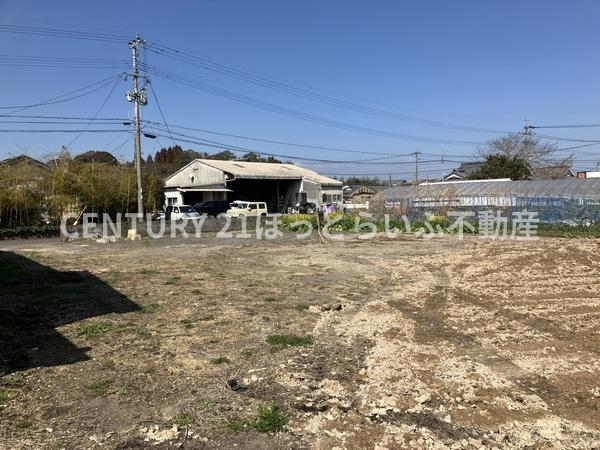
top-left (197, 159), bottom-right (342, 186)
top-left (380, 178), bottom-right (600, 200)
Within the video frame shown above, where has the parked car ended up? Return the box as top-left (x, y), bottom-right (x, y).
top-left (165, 205), bottom-right (201, 221)
top-left (226, 201), bottom-right (268, 217)
top-left (192, 200), bottom-right (230, 217)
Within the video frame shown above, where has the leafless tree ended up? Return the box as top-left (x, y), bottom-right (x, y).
top-left (476, 133), bottom-right (571, 167)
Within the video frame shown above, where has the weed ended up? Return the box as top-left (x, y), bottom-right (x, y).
top-left (165, 276), bottom-right (181, 285)
top-left (181, 319), bottom-right (194, 329)
top-left (264, 297), bottom-right (278, 303)
top-left (140, 303), bottom-right (160, 314)
top-left (139, 268), bottom-right (159, 275)
top-left (15, 420), bottom-right (32, 429)
top-left (241, 349), bottom-right (254, 358)
top-left (100, 358), bottom-right (116, 370)
top-left (85, 379), bottom-right (113, 398)
top-left (198, 399), bottom-right (215, 410)
top-left (77, 322), bottom-right (113, 338)
top-left (266, 334), bottom-right (312, 348)
top-left (211, 356), bottom-right (230, 365)
top-left (254, 404), bottom-right (288, 433)
top-left (115, 386), bottom-right (128, 396)
top-left (171, 413), bottom-right (191, 427)
top-left (0, 388), bottom-right (10, 402)
top-left (295, 303), bottom-right (310, 311)
top-left (226, 418), bottom-right (249, 432)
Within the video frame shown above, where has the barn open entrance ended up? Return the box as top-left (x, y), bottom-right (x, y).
top-left (226, 178), bottom-right (300, 213)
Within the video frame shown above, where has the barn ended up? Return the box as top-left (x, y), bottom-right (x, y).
top-left (163, 159), bottom-right (343, 213)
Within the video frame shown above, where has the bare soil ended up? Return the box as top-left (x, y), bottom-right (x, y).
top-left (1, 234), bottom-right (600, 449)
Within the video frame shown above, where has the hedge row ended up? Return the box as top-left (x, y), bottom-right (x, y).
top-left (0, 225), bottom-right (61, 240)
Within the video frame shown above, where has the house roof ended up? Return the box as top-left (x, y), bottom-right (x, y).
top-left (0, 154), bottom-right (49, 171)
top-left (343, 184), bottom-right (388, 195)
top-left (530, 165), bottom-right (575, 179)
top-left (193, 159), bottom-right (342, 186)
top-left (443, 161), bottom-right (485, 180)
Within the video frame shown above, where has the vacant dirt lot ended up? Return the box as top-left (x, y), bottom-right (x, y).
top-left (1, 233), bottom-right (600, 449)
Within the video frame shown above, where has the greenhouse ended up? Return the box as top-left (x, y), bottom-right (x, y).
top-left (378, 178), bottom-right (600, 223)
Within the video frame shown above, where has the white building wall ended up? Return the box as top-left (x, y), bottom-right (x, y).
top-left (164, 161), bottom-right (227, 189)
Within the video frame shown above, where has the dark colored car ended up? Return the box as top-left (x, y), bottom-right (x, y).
top-left (192, 200), bottom-right (230, 217)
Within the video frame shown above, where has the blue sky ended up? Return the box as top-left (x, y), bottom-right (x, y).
top-left (1, 0), bottom-right (600, 179)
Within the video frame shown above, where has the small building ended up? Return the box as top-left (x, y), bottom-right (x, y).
top-left (577, 170), bottom-right (600, 179)
top-left (444, 161), bottom-right (485, 181)
top-left (530, 165), bottom-right (575, 179)
top-left (164, 159), bottom-right (343, 212)
top-left (342, 184), bottom-right (388, 209)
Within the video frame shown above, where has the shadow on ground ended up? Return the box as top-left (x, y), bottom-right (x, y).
top-left (0, 251), bottom-right (140, 375)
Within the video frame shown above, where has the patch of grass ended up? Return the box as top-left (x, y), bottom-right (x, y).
top-left (171, 413), bottom-right (191, 427)
top-left (85, 379), bottom-right (113, 398)
top-left (240, 349), bottom-right (254, 358)
top-left (100, 358), bottom-right (116, 370)
top-left (211, 356), bottom-right (230, 365)
top-left (140, 303), bottom-right (160, 314)
top-left (114, 322), bottom-right (150, 337)
top-left (254, 403), bottom-right (288, 433)
top-left (180, 319), bottom-right (194, 329)
top-left (295, 303), bottom-right (310, 311)
top-left (0, 388), bottom-right (10, 402)
top-left (226, 418), bottom-right (249, 432)
top-left (77, 322), bottom-right (113, 338)
top-left (115, 386), bottom-right (128, 396)
top-left (165, 276), bottom-right (181, 285)
top-left (264, 297), bottom-right (278, 303)
top-left (15, 420), bottom-right (33, 429)
top-left (266, 334), bottom-right (312, 348)
top-left (198, 399), bottom-right (215, 410)
top-left (139, 268), bottom-right (159, 275)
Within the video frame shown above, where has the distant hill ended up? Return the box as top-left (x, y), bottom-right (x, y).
top-left (73, 151), bottom-right (118, 165)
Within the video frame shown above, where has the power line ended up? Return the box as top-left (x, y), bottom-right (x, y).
top-left (145, 41), bottom-right (508, 135)
top-left (0, 74), bottom-right (124, 115)
top-left (141, 63), bottom-right (483, 146)
top-left (146, 121), bottom-right (416, 157)
top-left (67, 75), bottom-right (123, 148)
top-left (148, 82), bottom-right (176, 146)
top-left (0, 24), bottom-right (129, 43)
top-left (0, 129), bottom-right (127, 133)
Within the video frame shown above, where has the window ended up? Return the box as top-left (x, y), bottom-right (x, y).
top-left (167, 197), bottom-right (176, 206)
top-left (249, 204), bottom-right (257, 210)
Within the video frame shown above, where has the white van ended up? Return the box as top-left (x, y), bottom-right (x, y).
top-left (226, 201), bottom-right (268, 217)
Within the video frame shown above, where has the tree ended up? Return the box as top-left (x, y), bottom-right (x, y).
top-left (238, 152), bottom-right (282, 163)
top-left (469, 154), bottom-right (531, 180)
top-left (73, 150), bottom-right (118, 165)
top-left (344, 176), bottom-right (382, 186)
top-left (210, 150), bottom-right (236, 160)
top-left (476, 133), bottom-right (562, 166)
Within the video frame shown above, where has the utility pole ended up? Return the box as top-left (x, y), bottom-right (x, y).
top-left (128, 34), bottom-right (147, 219)
top-left (414, 151), bottom-right (422, 185)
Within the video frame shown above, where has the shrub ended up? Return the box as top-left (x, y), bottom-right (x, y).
top-left (253, 404), bottom-right (288, 433)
